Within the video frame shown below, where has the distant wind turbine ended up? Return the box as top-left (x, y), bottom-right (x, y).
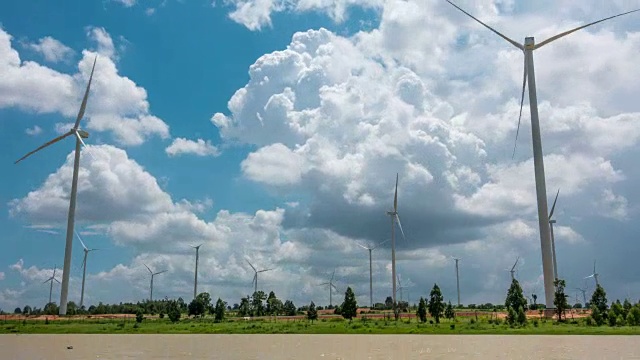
top-left (355, 239), bottom-right (390, 308)
top-left (548, 189), bottom-right (560, 282)
top-left (446, 0), bottom-right (640, 310)
top-left (320, 269), bottom-right (338, 307)
top-left (43, 266), bottom-right (61, 304)
top-left (144, 264), bottom-right (167, 301)
top-left (246, 260), bottom-right (273, 294)
top-left (506, 257), bottom-right (520, 281)
top-left (386, 173), bottom-right (406, 314)
top-left (15, 56), bottom-right (98, 315)
top-left (584, 260), bottom-right (599, 286)
top-left (191, 244), bottom-right (203, 299)
top-left (75, 230), bottom-right (98, 308)
top-left (452, 257), bottom-right (461, 306)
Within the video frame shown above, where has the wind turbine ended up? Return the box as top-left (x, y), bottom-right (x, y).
top-left (446, 0), bottom-right (640, 310)
top-left (75, 230), bottom-right (98, 308)
top-left (144, 264), bottom-right (167, 301)
top-left (320, 269), bottom-right (338, 307)
top-left (575, 283), bottom-right (588, 305)
top-left (43, 266), bottom-right (61, 304)
top-left (15, 56), bottom-right (98, 315)
top-left (452, 256), bottom-right (461, 306)
top-left (548, 189), bottom-right (560, 281)
top-left (191, 244), bottom-right (203, 299)
top-left (246, 260), bottom-right (273, 294)
top-left (506, 257), bottom-right (519, 281)
top-left (355, 238), bottom-right (390, 308)
top-left (584, 260), bottom-right (599, 286)
top-left (386, 173), bottom-right (406, 314)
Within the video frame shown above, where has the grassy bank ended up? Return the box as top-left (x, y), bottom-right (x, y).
top-left (2, 316), bottom-right (639, 335)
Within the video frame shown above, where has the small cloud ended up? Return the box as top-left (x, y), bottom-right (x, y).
top-left (145, 8), bottom-right (156, 16)
top-left (25, 125), bottom-right (42, 136)
top-left (0, 272), bottom-right (5, 281)
top-left (286, 201), bottom-right (299, 208)
top-left (86, 26), bottom-right (116, 60)
top-left (165, 138), bottom-right (220, 157)
top-left (111, 0), bottom-right (136, 7)
top-left (26, 36), bottom-right (74, 63)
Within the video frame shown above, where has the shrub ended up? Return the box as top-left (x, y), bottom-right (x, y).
top-left (450, 324), bottom-right (455, 330)
top-left (159, 312), bottom-right (165, 319)
top-left (135, 309), bottom-right (144, 323)
top-left (533, 320), bottom-right (539, 327)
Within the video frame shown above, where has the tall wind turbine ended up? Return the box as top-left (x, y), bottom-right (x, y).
top-left (575, 284), bottom-right (588, 305)
top-left (386, 173), bottom-right (406, 314)
top-left (43, 266), bottom-right (61, 304)
top-left (320, 270), bottom-right (338, 307)
top-left (452, 257), bottom-right (461, 306)
top-left (191, 244), bottom-right (203, 299)
top-left (507, 257), bottom-right (519, 281)
top-left (15, 56), bottom-right (98, 315)
top-left (548, 189), bottom-right (560, 281)
top-left (75, 230), bottom-right (98, 308)
top-left (144, 264), bottom-right (167, 301)
top-left (355, 239), bottom-right (390, 308)
top-left (446, 1), bottom-right (639, 309)
top-left (246, 260), bottom-right (273, 294)
top-left (584, 260), bottom-right (599, 286)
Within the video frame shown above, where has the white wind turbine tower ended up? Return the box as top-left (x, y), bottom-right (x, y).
top-left (15, 56), bottom-right (98, 315)
top-left (246, 260), bottom-right (273, 294)
top-left (452, 256), bottom-right (461, 306)
top-left (584, 260), bottom-right (600, 287)
top-left (386, 173), bottom-right (406, 314)
top-left (548, 189), bottom-right (560, 281)
top-left (144, 264), bottom-right (167, 301)
top-left (446, 1), bottom-right (640, 310)
top-left (191, 244), bottom-right (203, 299)
top-left (355, 239), bottom-right (390, 308)
top-left (43, 266), bottom-right (61, 304)
top-left (320, 269), bottom-right (338, 307)
top-left (75, 230), bottom-right (98, 308)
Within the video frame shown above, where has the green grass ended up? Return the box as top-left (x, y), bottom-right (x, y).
top-left (2, 317), bottom-right (639, 335)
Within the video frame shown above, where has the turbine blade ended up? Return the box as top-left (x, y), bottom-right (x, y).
top-left (373, 238), bottom-right (391, 249)
top-left (155, 270), bottom-right (168, 275)
top-left (593, 259), bottom-right (596, 273)
top-left (331, 283), bottom-right (337, 290)
top-left (246, 259), bottom-right (256, 272)
top-left (511, 256), bottom-right (519, 271)
top-left (512, 56), bottom-right (528, 160)
top-left (355, 241), bottom-right (369, 250)
top-left (259, 268), bottom-right (274, 273)
top-left (14, 131), bottom-right (73, 164)
top-left (331, 269), bottom-right (336, 282)
top-left (393, 173), bottom-right (399, 212)
top-left (585, 275), bottom-right (594, 279)
top-left (549, 188), bottom-right (560, 219)
top-left (74, 56), bottom-right (97, 129)
top-left (74, 130), bottom-right (95, 161)
top-left (445, 0), bottom-right (523, 50)
top-left (43, 278), bottom-right (51, 284)
top-left (74, 230), bottom-right (88, 251)
top-left (144, 263), bottom-right (152, 274)
top-left (535, 9), bottom-right (640, 49)
top-left (395, 214), bottom-right (406, 241)
top-left (54, 278), bottom-right (61, 284)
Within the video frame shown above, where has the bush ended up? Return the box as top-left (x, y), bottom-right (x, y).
top-left (135, 309), bottom-right (144, 323)
top-left (159, 312), bottom-right (165, 319)
top-left (533, 320), bottom-right (539, 327)
top-left (450, 324), bottom-right (455, 330)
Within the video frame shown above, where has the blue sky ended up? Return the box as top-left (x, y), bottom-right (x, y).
top-left (1, 0), bottom-right (640, 310)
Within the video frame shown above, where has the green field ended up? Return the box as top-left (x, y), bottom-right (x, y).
top-left (2, 316), bottom-right (639, 335)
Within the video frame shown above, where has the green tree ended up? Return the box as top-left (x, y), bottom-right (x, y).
top-left (214, 298), bottom-right (226, 323)
top-left (43, 302), bottom-right (58, 316)
top-left (444, 301), bottom-right (455, 320)
top-left (627, 306), bottom-right (640, 326)
top-left (14, 307), bottom-right (21, 314)
top-left (427, 283), bottom-right (445, 324)
top-left (66, 301), bottom-right (78, 316)
top-left (167, 300), bottom-right (181, 323)
top-left (553, 279), bottom-right (569, 322)
top-left (622, 299), bottom-right (632, 319)
top-left (341, 287), bottom-right (358, 321)
top-left (238, 296), bottom-right (251, 317)
top-left (266, 291), bottom-right (277, 314)
top-left (416, 297), bottom-right (427, 323)
top-left (307, 301), bottom-right (318, 323)
top-left (590, 285), bottom-right (608, 321)
top-left (384, 296), bottom-right (393, 310)
top-left (590, 306), bottom-right (604, 326)
top-left (505, 279), bottom-right (527, 326)
top-left (283, 300), bottom-right (297, 316)
top-left (22, 306), bottom-right (32, 315)
top-left (251, 291), bottom-right (267, 317)
top-left (135, 308), bottom-right (144, 323)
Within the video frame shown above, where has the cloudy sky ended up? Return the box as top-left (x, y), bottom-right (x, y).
top-left (1, 0), bottom-right (639, 311)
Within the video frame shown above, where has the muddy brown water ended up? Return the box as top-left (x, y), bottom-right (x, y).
top-left (2, 334), bottom-right (639, 359)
